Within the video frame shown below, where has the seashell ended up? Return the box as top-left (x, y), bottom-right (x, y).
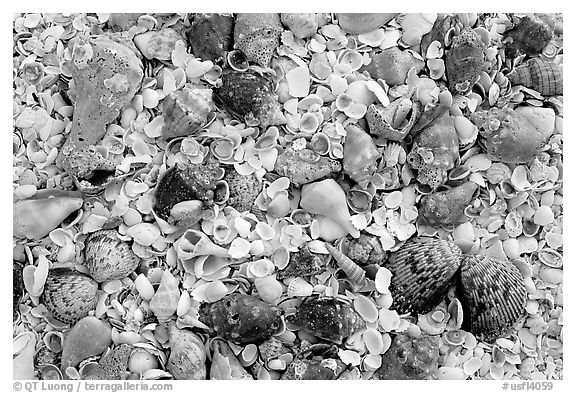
top-left (337, 13), bottom-right (397, 34)
top-left (42, 267), bottom-right (98, 324)
top-left (266, 193), bottom-right (291, 218)
top-left (40, 364), bottom-right (63, 380)
top-left (448, 165), bottom-right (471, 181)
top-left (234, 13), bottom-right (282, 67)
top-left (400, 13), bottom-right (437, 47)
top-left (507, 58), bottom-right (563, 97)
top-left (161, 86), bottom-right (213, 140)
top-left (340, 235), bottom-right (385, 266)
top-left (454, 115), bottom-right (479, 145)
top-left (170, 200), bottom-right (204, 228)
top-left (186, 13), bottom-right (234, 62)
top-left (419, 182), bottom-right (478, 226)
top-left (13, 331), bottom-right (35, 380)
top-left (13, 190), bottom-right (83, 240)
top-left (538, 248), bottom-right (562, 268)
top-left (469, 106), bottom-right (547, 164)
top-left (418, 304), bottom-right (450, 335)
top-left (286, 297), bottom-right (365, 344)
top-left (281, 13), bottom-right (318, 39)
top-left (134, 28), bottom-right (184, 61)
top-left (223, 170), bottom-right (261, 213)
top-left (281, 358), bottom-right (346, 380)
top-left (204, 280), bottom-right (229, 303)
top-left (339, 50), bottom-right (364, 72)
top-left (445, 27), bottom-right (487, 95)
top-left (213, 180), bottom-right (230, 205)
top-left (362, 47), bottom-right (425, 86)
top-left (309, 132), bottom-right (331, 156)
top-left (533, 205), bottom-right (555, 225)
top-left (61, 316), bottom-right (112, 369)
top-left (84, 229), bottom-right (140, 283)
top-left (458, 255), bottom-right (527, 342)
top-left (346, 188), bottom-right (373, 214)
top-left (342, 124), bottom-right (381, 189)
top-left (210, 339), bottom-right (253, 380)
top-left (213, 71), bottom-right (286, 128)
top-left (504, 211), bottom-right (523, 238)
top-left (325, 243), bottom-right (366, 289)
top-left (274, 147), bottom-right (341, 186)
top-left (167, 322), bottom-right (206, 380)
top-left (21, 61), bottom-right (45, 85)
top-left (248, 259), bottom-right (276, 278)
top-left (227, 49), bottom-right (249, 72)
top-left (515, 106), bottom-right (556, 141)
top-left (447, 297), bottom-right (464, 330)
top-left (374, 334), bottom-right (439, 380)
top-left (286, 66), bottom-right (311, 98)
top-left (353, 295), bottom-right (379, 323)
top-left (199, 293), bottom-right (282, 344)
top-left (384, 237), bottom-right (462, 314)
top-left (128, 350), bottom-right (158, 374)
top-left (367, 96), bottom-right (420, 142)
top-left (255, 276), bottom-right (283, 304)
top-left (149, 270), bottom-right (180, 323)
top-left (277, 245), bottom-right (327, 279)
top-left (486, 162), bottom-right (512, 184)
top-left (286, 277), bottom-right (314, 297)
top-left (299, 113), bottom-right (319, 133)
top-left (176, 228), bottom-right (229, 261)
top-left (503, 14), bottom-right (554, 57)
top-left (443, 329), bottom-right (466, 346)
top-left (427, 58), bottom-right (445, 80)
top-left (84, 343), bottom-right (132, 380)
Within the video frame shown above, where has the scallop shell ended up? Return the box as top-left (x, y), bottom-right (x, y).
top-left (384, 237), bottom-right (462, 314)
top-left (161, 86), bottom-right (213, 140)
top-left (507, 58), bottom-right (563, 96)
top-left (41, 268), bottom-right (99, 324)
top-left (234, 13), bottom-right (282, 67)
top-left (186, 13), bottom-right (234, 62)
top-left (84, 229), bottom-right (140, 283)
top-left (458, 255), bottom-right (527, 342)
top-left (445, 26), bottom-right (487, 95)
top-left (286, 277), bottom-right (314, 297)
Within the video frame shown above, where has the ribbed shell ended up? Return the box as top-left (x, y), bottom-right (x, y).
top-left (384, 237), bottom-right (462, 314)
top-left (507, 58), bottom-right (562, 96)
top-left (42, 268), bottom-right (99, 324)
top-left (325, 243), bottom-right (366, 288)
top-left (458, 255), bottom-right (527, 342)
top-left (342, 124), bottom-right (381, 188)
top-left (84, 230), bottom-right (140, 283)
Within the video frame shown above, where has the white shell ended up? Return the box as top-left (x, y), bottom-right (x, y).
top-left (286, 277), bottom-right (313, 297)
top-left (126, 223), bottom-right (161, 246)
top-left (353, 294), bottom-right (378, 323)
top-left (255, 275), bottom-right (283, 304)
top-left (204, 280), bottom-right (229, 303)
top-left (248, 259), bottom-right (276, 278)
top-left (362, 328), bottom-right (384, 354)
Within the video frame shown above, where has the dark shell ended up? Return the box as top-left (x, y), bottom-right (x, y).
top-left (186, 13), bottom-right (234, 62)
top-left (507, 58), bottom-right (562, 96)
top-left (60, 146), bottom-right (119, 194)
top-left (34, 346), bottom-right (61, 370)
top-left (41, 267), bottom-right (99, 324)
top-left (281, 358), bottom-right (346, 380)
top-left (223, 170), bottom-right (262, 212)
top-left (213, 71), bottom-right (286, 128)
top-left (286, 297), bottom-right (365, 344)
top-left (153, 162), bottom-right (222, 222)
top-left (384, 237), bottom-right (462, 314)
top-left (445, 27), bottom-right (487, 95)
top-left (161, 87), bottom-right (213, 140)
top-left (84, 229), bottom-right (140, 283)
top-left (458, 255), bottom-right (527, 342)
top-left (340, 234), bottom-right (385, 266)
top-left (420, 15), bottom-right (457, 59)
top-left (373, 334), bottom-right (439, 380)
top-left (199, 293), bottom-right (282, 344)
top-left (274, 148), bottom-right (341, 186)
top-left (503, 14), bottom-right (554, 58)
top-left (419, 182), bottom-right (478, 226)
top-left (84, 344), bottom-right (132, 380)
top-left (277, 245), bottom-right (328, 279)
top-left (233, 13), bottom-right (282, 67)
top-left (13, 261), bottom-right (24, 321)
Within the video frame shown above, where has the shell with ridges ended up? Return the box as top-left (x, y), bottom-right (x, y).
top-left (342, 124), bottom-right (381, 189)
top-left (84, 229), bottom-right (140, 283)
top-left (507, 58), bottom-right (562, 96)
top-left (325, 243), bottom-right (366, 289)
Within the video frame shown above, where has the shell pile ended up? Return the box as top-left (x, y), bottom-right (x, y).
top-left (13, 12), bottom-right (563, 381)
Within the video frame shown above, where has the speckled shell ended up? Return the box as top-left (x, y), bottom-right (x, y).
top-left (469, 107), bottom-right (547, 164)
top-left (373, 334), bottom-right (439, 380)
top-left (340, 234), bottom-right (385, 266)
top-left (161, 87), bottom-right (213, 140)
top-left (186, 13), bottom-right (234, 62)
top-left (507, 58), bottom-right (562, 96)
top-left (167, 323), bottom-right (207, 380)
top-left (458, 255), bottom-right (527, 342)
top-left (286, 297), bottom-right (365, 344)
top-left (503, 14), bottom-right (554, 57)
top-left (366, 97), bottom-right (420, 142)
top-left (419, 182), bottom-right (478, 226)
top-left (13, 262), bottom-right (23, 321)
top-left (445, 27), bottom-right (487, 95)
top-left (199, 293), bottom-right (282, 344)
top-left (213, 71), bottom-right (286, 128)
top-left (277, 245), bottom-right (327, 279)
top-left (153, 162), bottom-right (222, 222)
top-left (234, 13), bottom-right (282, 67)
top-left (342, 124), bottom-right (381, 189)
top-left (223, 170), bottom-right (262, 212)
top-left (84, 344), bottom-right (132, 380)
top-left (363, 47), bottom-right (425, 86)
top-left (41, 268), bottom-right (99, 324)
top-left (84, 229), bottom-right (140, 283)
top-left (274, 147), bottom-right (341, 186)
top-left (281, 358), bottom-right (346, 380)
top-left (384, 237), bottom-right (462, 314)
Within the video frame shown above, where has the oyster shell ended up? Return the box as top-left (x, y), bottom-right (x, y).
top-left (234, 13), bottom-right (282, 67)
top-left (445, 26), bottom-right (487, 95)
top-left (84, 229), bottom-right (140, 283)
top-left (373, 334), bottom-right (439, 380)
top-left (419, 182), bottom-right (478, 226)
top-left (274, 147), bottom-right (341, 186)
top-left (161, 86), bottom-right (213, 140)
top-left (186, 13), bottom-right (234, 62)
top-left (223, 170), bottom-right (262, 212)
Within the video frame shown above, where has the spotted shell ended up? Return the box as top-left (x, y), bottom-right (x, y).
top-left (374, 334), bottom-right (439, 380)
top-left (186, 13), bottom-right (234, 62)
top-left (503, 14), bottom-right (554, 57)
top-left (445, 27), bottom-right (487, 95)
top-left (223, 170), bottom-right (262, 212)
top-left (419, 182), bottom-right (478, 226)
top-left (84, 230), bottom-right (140, 283)
top-left (274, 147), bottom-right (341, 186)
top-left (286, 297), bottom-right (365, 344)
top-left (458, 255), bottom-right (527, 342)
top-left (234, 13), bottom-right (282, 67)
top-left (507, 58), bottom-right (562, 96)
top-left (161, 87), bottom-right (213, 140)
top-left (41, 268), bottom-right (99, 324)
top-left (384, 237), bottom-right (462, 314)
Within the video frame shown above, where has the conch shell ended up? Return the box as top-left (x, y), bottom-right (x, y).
top-left (149, 270), bottom-right (180, 323)
top-left (167, 322), bottom-right (207, 380)
top-left (366, 95), bottom-right (420, 142)
top-left (342, 124), bottom-right (381, 189)
top-left (507, 58), bottom-right (562, 96)
top-left (274, 147), bottom-right (341, 186)
top-left (234, 13), bottom-right (282, 67)
top-left (445, 26), bottom-right (487, 95)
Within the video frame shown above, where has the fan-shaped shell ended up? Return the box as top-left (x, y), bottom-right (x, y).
top-left (84, 229), bottom-right (140, 283)
top-left (507, 58), bottom-right (562, 97)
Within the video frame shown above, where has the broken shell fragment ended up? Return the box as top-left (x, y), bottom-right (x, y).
top-left (363, 47), bottom-right (425, 86)
top-left (281, 358), bottom-right (346, 380)
top-left (134, 28), bottom-right (184, 61)
top-left (274, 148), bottom-right (341, 186)
top-left (161, 86), bottom-right (213, 140)
top-left (366, 96), bottom-right (420, 142)
top-left (167, 322), bottom-right (207, 380)
top-left (210, 339), bottom-right (253, 380)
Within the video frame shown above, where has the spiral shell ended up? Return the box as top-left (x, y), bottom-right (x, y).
top-left (84, 230), bottom-right (140, 283)
top-left (507, 58), bottom-right (562, 96)
top-left (161, 87), bottom-right (213, 140)
top-left (366, 96), bottom-right (420, 142)
top-left (503, 14), bottom-right (554, 57)
top-left (325, 243), bottom-right (366, 289)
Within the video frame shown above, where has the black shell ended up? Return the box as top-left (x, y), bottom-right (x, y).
top-left (503, 14), bottom-right (554, 57)
top-left (186, 13), bottom-right (234, 62)
top-left (13, 261), bottom-right (24, 321)
top-left (445, 27), bottom-right (487, 95)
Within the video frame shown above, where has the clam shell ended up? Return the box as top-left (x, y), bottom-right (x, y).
top-left (286, 277), bottom-right (313, 297)
top-left (346, 188), bottom-right (373, 214)
top-left (443, 329), bottom-right (466, 346)
top-left (537, 248), bottom-right (562, 268)
top-left (309, 132), bottom-right (331, 156)
top-left (84, 229), bottom-right (140, 283)
top-left (255, 275), bottom-right (283, 304)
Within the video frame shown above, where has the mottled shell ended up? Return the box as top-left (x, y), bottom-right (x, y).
top-left (286, 297), bottom-right (365, 344)
top-left (374, 334), bottom-right (439, 380)
top-left (167, 323), bottom-right (207, 380)
top-left (507, 58), bottom-right (562, 96)
top-left (199, 293), bottom-right (282, 344)
top-left (41, 268), bottom-right (98, 324)
top-left (445, 27), bottom-right (487, 95)
top-left (503, 14), bottom-right (554, 57)
top-left (277, 245), bottom-right (327, 279)
top-left (342, 124), bottom-right (381, 189)
top-left (458, 255), bottom-right (527, 342)
top-left (186, 13), bottom-right (234, 62)
top-left (84, 230), bottom-right (140, 283)
top-left (274, 148), bottom-right (341, 186)
top-left (84, 344), bottom-right (132, 380)
top-left (224, 170), bottom-right (262, 212)
top-left (384, 237), bottom-right (462, 314)
top-left (340, 234), bottom-right (385, 266)
top-left (213, 71), bottom-right (286, 128)
top-left (366, 97), bottom-right (420, 142)
top-left (234, 13), bottom-right (282, 67)
top-left (363, 47), bottom-right (425, 86)
top-left (281, 358), bottom-right (346, 380)
top-left (161, 87), bottom-right (213, 140)
top-left (281, 13), bottom-right (318, 39)
top-left (419, 182), bottom-right (478, 226)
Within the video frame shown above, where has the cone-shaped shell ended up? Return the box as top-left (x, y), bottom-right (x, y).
top-left (325, 243), bottom-right (366, 289)
top-left (362, 47), bottom-right (424, 86)
top-left (210, 340), bottom-right (253, 380)
top-left (186, 13), bottom-right (234, 62)
top-left (42, 268), bottom-right (98, 324)
top-left (445, 27), bottom-right (487, 95)
top-left (213, 71), bottom-right (286, 128)
top-left (366, 97), bottom-right (420, 142)
top-left (374, 334), bottom-right (439, 380)
top-left (199, 293), bottom-right (282, 344)
top-left (342, 124), bottom-right (381, 189)
top-left (419, 182), bottom-right (478, 226)
top-left (149, 270), bottom-right (180, 323)
top-left (234, 13), bottom-right (282, 67)
top-left (507, 58), bottom-right (562, 96)
top-left (458, 255), bottom-right (527, 342)
top-left (274, 148), bottom-right (341, 186)
top-left (281, 358), bottom-right (346, 380)
top-left (161, 87), bottom-right (213, 140)
top-left (286, 297), bottom-right (365, 344)
top-left (167, 322), bottom-right (207, 380)
top-left (223, 170), bottom-right (262, 212)
top-left (384, 237), bottom-right (462, 314)
top-left (503, 14), bottom-right (554, 57)
top-left (84, 229), bottom-right (140, 283)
